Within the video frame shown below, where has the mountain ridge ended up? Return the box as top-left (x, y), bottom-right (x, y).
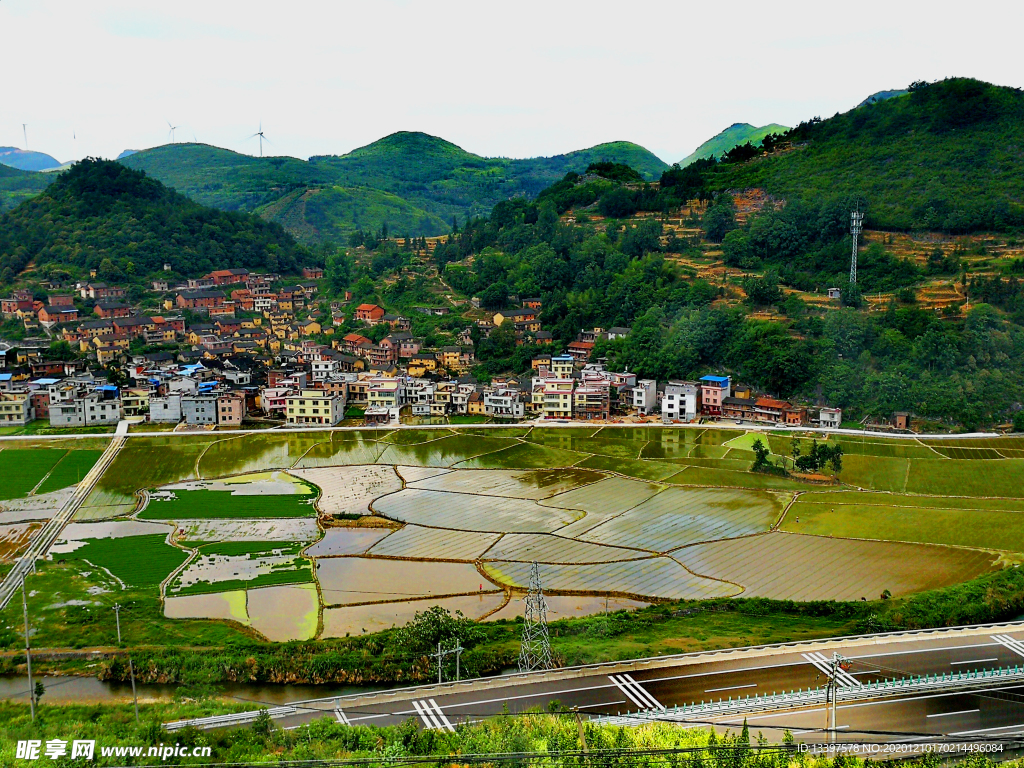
top-left (678, 123), bottom-right (789, 167)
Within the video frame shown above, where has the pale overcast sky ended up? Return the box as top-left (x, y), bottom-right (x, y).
top-left (1, 0), bottom-right (1020, 165)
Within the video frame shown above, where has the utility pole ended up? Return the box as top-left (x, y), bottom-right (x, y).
top-left (849, 208), bottom-right (864, 285)
top-left (431, 641), bottom-right (465, 684)
top-left (518, 561), bottom-right (553, 673)
top-left (115, 603), bottom-right (138, 722)
top-left (128, 658), bottom-right (139, 723)
top-left (574, 708), bottom-right (589, 754)
top-left (22, 573), bottom-right (35, 721)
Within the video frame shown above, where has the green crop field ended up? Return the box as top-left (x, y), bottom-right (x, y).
top-left (139, 487), bottom-right (317, 520)
top-left (0, 448), bottom-right (67, 500)
top-left (784, 499), bottom-right (1024, 552)
top-left (36, 450), bottom-right (103, 494)
top-left (61, 534), bottom-right (189, 587)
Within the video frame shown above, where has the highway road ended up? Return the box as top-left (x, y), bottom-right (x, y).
top-left (173, 623), bottom-right (1024, 748)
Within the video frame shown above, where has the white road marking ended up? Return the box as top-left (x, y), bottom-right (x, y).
top-left (951, 658), bottom-right (998, 665)
top-left (705, 683), bottom-right (758, 693)
top-left (622, 674), bottom-right (665, 710)
top-left (803, 652), bottom-right (859, 687)
top-left (609, 675), bottom-right (648, 710)
top-left (992, 634), bottom-right (1024, 659)
top-left (950, 722), bottom-right (1024, 736)
top-left (411, 700), bottom-right (442, 730)
top-left (428, 698), bottom-right (455, 732)
top-left (927, 709), bottom-right (980, 718)
top-left (334, 707), bottom-right (351, 725)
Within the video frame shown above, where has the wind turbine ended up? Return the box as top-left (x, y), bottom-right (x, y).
top-left (167, 120), bottom-right (180, 144)
top-left (249, 122), bottom-right (269, 157)
top-left (22, 124), bottom-right (28, 150)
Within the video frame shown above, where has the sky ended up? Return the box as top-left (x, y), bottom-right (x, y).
top-left (2, 0), bottom-right (1022, 165)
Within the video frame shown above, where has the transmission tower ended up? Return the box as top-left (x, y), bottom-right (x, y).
top-left (518, 561), bottom-right (553, 672)
top-left (849, 207), bottom-right (864, 284)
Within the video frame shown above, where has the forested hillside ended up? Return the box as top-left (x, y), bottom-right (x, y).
top-left (707, 78), bottom-right (1024, 233)
top-left (0, 163), bottom-right (51, 214)
top-left (0, 158), bottom-right (309, 282)
top-left (360, 161), bottom-right (1024, 428)
top-left (677, 123), bottom-right (789, 167)
top-left (114, 132), bottom-right (668, 242)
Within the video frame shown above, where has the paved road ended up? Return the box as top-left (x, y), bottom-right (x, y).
top-left (0, 435), bottom-right (124, 611)
top-left (227, 624), bottom-right (1024, 745)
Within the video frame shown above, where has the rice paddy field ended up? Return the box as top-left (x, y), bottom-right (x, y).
top-left (5, 425), bottom-right (1024, 643)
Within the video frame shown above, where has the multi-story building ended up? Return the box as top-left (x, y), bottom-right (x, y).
top-left (818, 407), bottom-right (842, 429)
top-left (217, 391), bottom-right (245, 426)
top-left (50, 389), bottom-right (121, 427)
top-left (176, 290), bottom-right (227, 311)
top-left (367, 378), bottom-right (404, 411)
top-left (699, 375), bottom-right (731, 417)
top-left (286, 389), bottom-right (345, 426)
top-left (354, 303), bottom-right (386, 324)
top-left (484, 388), bottom-right (524, 419)
top-left (550, 355), bottom-right (574, 379)
top-left (149, 394), bottom-right (182, 423)
top-left (181, 393), bottom-right (219, 425)
top-left (121, 388), bottom-right (151, 419)
top-left (535, 378), bottom-right (574, 419)
top-left (662, 381), bottom-right (699, 423)
top-left (630, 379), bottom-right (657, 415)
top-left (0, 391), bottom-right (34, 425)
top-left (573, 381), bottom-right (610, 420)
top-left (38, 305), bottom-right (79, 324)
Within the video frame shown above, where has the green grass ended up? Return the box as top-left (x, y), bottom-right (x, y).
top-left (838, 454), bottom-right (909, 492)
top-left (139, 487), bottom-right (316, 520)
top-left (784, 500), bottom-right (1024, 552)
top-left (170, 556), bottom-right (314, 597)
top-left (0, 448), bottom-right (67, 500)
top-left (666, 465), bottom-right (808, 490)
top-left (61, 534), bottom-right (188, 587)
top-left (905, 458), bottom-right (1024, 497)
top-left (35, 449), bottom-right (103, 494)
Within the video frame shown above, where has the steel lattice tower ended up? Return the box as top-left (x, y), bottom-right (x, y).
top-left (518, 561), bottom-right (553, 672)
top-left (849, 208), bottom-right (864, 284)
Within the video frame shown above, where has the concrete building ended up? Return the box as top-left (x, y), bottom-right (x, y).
top-left (573, 381), bottom-right (610, 421)
top-left (630, 379), bottom-right (657, 415)
top-left (181, 394), bottom-right (219, 425)
top-left (699, 375), bottom-right (732, 416)
top-left (662, 381), bottom-right (699, 423)
top-left (818, 407), bottom-right (842, 429)
top-left (535, 378), bottom-right (574, 419)
top-left (286, 389), bottom-right (345, 426)
top-left (149, 394), bottom-right (182, 423)
top-left (217, 391), bottom-right (245, 426)
top-left (50, 389), bottom-right (121, 427)
top-left (0, 391), bottom-right (34, 425)
top-left (484, 388), bottom-right (524, 419)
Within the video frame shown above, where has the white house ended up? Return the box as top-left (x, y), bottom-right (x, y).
top-left (662, 381), bottom-right (699, 423)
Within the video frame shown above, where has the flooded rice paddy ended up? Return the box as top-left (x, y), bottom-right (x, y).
top-left (8, 426), bottom-right (1018, 642)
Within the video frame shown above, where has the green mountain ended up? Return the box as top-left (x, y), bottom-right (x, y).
top-left (678, 123), bottom-right (789, 167)
top-left (0, 146), bottom-right (62, 172)
top-left (858, 89), bottom-right (908, 107)
top-left (116, 132), bottom-right (669, 242)
top-left (708, 78), bottom-right (1024, 232)
top-left (0, 158), bottom-right (308, 284)
top-left (0, 163), bottom-right (52, 214)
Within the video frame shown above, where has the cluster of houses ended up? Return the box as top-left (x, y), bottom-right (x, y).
top-left (1, 273), bottom-right (845, 431)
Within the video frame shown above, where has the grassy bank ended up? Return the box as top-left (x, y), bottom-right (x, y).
top-left (7, 566), bottom-right (1024, 690)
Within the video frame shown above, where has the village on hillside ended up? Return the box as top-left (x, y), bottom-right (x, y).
top-left (0, 265), bottom-right (859, 432)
